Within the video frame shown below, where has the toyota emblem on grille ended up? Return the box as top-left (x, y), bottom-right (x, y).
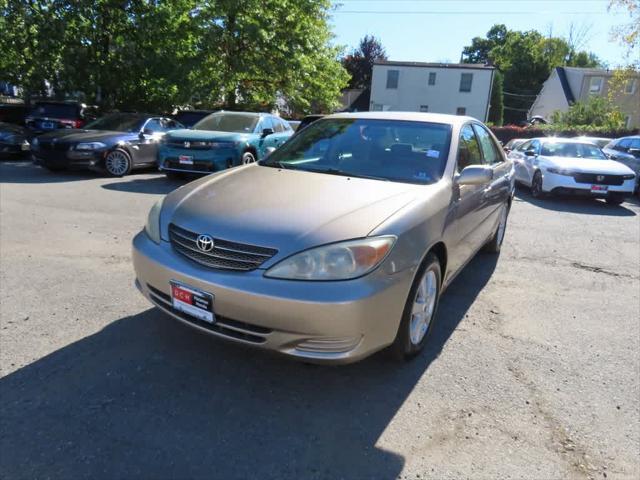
top-left (184, 141), bottom-right (191, 148)
top-left (196, 234), bottom-right (214, 252)
top-left (596, 175), bottom-right (605, 182)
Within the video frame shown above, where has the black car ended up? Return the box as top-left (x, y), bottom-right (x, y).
top-left (25, 101), bottom-right (99, 133)
top-left (0, 103), bottom-right (28, 125)
top-left (172, 109), bottom-right (215, 128)
top-left (31, 113), bottom-right (183, 176)
top-left (0, 122), bottom-right (32, 158)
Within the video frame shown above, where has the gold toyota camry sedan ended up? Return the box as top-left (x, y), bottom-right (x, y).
top-left (133, 112), bottom-right (514, 364)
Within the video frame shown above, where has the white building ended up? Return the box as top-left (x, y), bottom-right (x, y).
top-left (370, 61), bottom-right (495, 121)
top-left (529, 67), bottom-right (640, 128)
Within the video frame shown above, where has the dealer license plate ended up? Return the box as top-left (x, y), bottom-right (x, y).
top-left (590, 185), bottom-right (608, 195)
top-left (170, 281), bottom-right (215, 324)
top-left (41, 121), bottom-right (55, 129)
top-left (178, 155), bottom-right (194, 165)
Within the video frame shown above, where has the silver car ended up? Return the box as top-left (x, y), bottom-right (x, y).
top-left (133, 112), bottom-right (515, 364)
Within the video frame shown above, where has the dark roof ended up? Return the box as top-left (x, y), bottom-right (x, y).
top-left (556, 67), bottom-right (575, 105)
top-left (374, 60), bottom-right (494, 70)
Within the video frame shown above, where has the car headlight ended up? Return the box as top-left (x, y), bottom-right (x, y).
top-left (75, 142), bottom-right (106, 151)
top-left (546, 167), bottom-right (575, 176)
top-left (622, 174), bottom-right (635, 180)
top-left (144, 198), bottom-right (164, 244)
top-left (265, 236), bottom-right (396, 281)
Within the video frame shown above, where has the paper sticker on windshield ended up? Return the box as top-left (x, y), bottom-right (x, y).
top-left (426, 150), bottom-right (440, 158)
top-left (414, 172), bottom-right (429, 180)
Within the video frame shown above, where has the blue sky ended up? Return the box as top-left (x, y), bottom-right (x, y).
top-left (330, 0), bottom-right (629, 67)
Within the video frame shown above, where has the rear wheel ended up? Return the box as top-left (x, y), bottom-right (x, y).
top-left (484, 202), bottom-right (509, 253)
top-left (531, 171), bottom-right (545, 198)
top-left (104, 149), bottom-right (131, 177)
top-left (391, 253), bottom-right (441, 360)
top-left (606, 194), bottom-right (625, 206)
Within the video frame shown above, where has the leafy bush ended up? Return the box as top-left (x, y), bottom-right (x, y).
top-left (550, 96), bottom-right (627, 130)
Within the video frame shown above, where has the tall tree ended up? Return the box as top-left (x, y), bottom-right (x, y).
top-left (341, 35), bottom-right (387, 89)
top-left (488, 71), bottom-right (504, 125)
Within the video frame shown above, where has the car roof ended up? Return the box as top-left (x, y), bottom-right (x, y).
top-left (527, 137), bottom-right (601, 144)
top-left (213, 111), bottom-right (269, 117)
top-left (325, 111), bottom-right (478, 126)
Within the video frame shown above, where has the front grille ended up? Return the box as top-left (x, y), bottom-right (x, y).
top-left (146, 283), bottom-right (271, 344)
top-left (165, 139), bottom-right (212, 150)
top-left (573, 173), bottom-right (624, 186)
top-left (169, 223), bottom-right (278, 271)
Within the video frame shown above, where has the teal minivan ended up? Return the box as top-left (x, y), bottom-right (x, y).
top-left (158, 111), bottom-right (293, 176)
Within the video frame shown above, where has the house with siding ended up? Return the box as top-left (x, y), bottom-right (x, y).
top-left (528, 67), bottom-right (640, 128)
top-left (369, 61), bottom-right (495, 121)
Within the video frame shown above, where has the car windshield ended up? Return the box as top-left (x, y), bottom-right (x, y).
top-left (84, 113), bottom-right (146, 132)
top-left (261, 118), bottom-right (453, 184)
top-left (193, 113), bottom-right (259, 133)
top-left (541, 142), bottom-right (607, 159)
top-left (31, 103), bottom-right (79, 118)
top-left (174, 111), bottom-right (210, 128)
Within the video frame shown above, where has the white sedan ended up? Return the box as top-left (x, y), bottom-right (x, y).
top-left (509, 138), bottom-right (636, 205)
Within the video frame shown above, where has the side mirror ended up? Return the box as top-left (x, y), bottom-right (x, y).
top-left (456, 165), bottom-right (493, 186)
top-left (140, 128), bottom-right (153, 137)
top-left (262, 128), bottom-right (274, 138)
top-left (524, 149), bottom-right (537, 157)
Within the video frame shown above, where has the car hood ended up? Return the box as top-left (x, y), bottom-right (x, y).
top-left (165, 129), bottom-right (250, 142)
top-left (35, 129), bottom-right (125, 143)
top-left (161, 165), bottom-right (422, 257)
top-left (544, 156), bottom-right (635, 175)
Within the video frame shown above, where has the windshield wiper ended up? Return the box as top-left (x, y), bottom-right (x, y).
top-left (306, 167), bottom-right (389, 181)
top-left (262, 160), bottom-right (297, 170)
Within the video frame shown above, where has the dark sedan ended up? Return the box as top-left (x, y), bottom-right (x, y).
top-left (32, 113), bottom-right (183, 176)
top-left (0, 122), bottom-right (32, 158)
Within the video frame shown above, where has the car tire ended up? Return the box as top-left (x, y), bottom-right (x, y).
top-left (484, 202), bottom-right (509, 254)
top-left (391, 253), bottom-right (442, 360)
top-left (241, 151), bottom-right (256, 165)
top-left (104, 149), bottom-right (132, 177)
top-left (531, 170), bottom-right (546, 198)
top-left (606, 194), bottom-right (625, 206)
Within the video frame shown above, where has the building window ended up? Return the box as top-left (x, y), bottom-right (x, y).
top-left (428, 72), bottom-right (436, 86)
top-left (386, 70), bottom-right (399, 89)
top-left (589, 77), bottom-right (604, 94)
top-left (459, 73), bottom-right (473, 92)
top-left (419, 105), bottom-right (429, 112)
top-left (456, 107), bottom-right (466, 115)
top-left (625, 78), bottom-right (638, 94)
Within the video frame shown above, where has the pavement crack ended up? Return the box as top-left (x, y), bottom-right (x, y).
top-left (569, 262), bottom-right (637, 279)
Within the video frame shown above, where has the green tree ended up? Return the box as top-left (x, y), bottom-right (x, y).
top-left (488, 70), bottom-right (504, 125)
top-left (550, 96), bottom-right (626, 129)
top-left (341, 35), bottom-right (388, 89)
top-left (609, 0), bottom-right (640, 67)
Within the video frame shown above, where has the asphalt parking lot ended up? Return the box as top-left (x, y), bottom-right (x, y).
top-left (1, 160), bottom-right (639, 480)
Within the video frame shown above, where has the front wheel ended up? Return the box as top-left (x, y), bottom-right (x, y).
top-left (531, 171), bottom-right (545, 198)
top-left (391, 253), bottom-right (442, 360)
top-left (104, 149), bottom-right (132, 177)
top-left (241, 151), bottom-right (256, 165)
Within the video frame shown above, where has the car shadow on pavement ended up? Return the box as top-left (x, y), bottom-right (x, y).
top-left (101, 176), bottom-right (186, 195)
top-left (514, 186), bottom-right (637, 216)
top-left (0, 254), bottom-right (498, 480)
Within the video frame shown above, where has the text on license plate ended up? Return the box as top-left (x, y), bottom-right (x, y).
top-left (170, 282), bottom-right (215, 323)
top-left (42, 121), bottom-right (55, 129)
top-left (591, 185), bottom-right (608, 194)
top-left (178, 155), bottom-right (194, 165)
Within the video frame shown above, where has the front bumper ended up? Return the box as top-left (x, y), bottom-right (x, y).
top-left (31, 148), bottom-right (104, 170)
top-left (0, 141), bottom-right (29, 156)
top-left (542, 171), bottom-right (635, 197)
top-left (158, 146), bottom-right (239, 174)
top-left (132, 231), bottom-right (415, 364)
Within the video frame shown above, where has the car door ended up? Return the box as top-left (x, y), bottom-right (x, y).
top-left (521, 139), bottom-right (541, 186)
top-left (255, 116), bottom-right (275, 159)
top-left (270, 117), bottom-right (293, 148)
top-left (510, 139), bottom-right (531, 183)
top-left (135, 118), bottom-right (166, 165)
top-left (447, 124), bottom-right (493, 280)
top-left (473, 123), bottom-right (512, 227)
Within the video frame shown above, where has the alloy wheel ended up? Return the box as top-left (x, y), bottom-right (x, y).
top-left (409, 270), bottom-right (438, 345)
top-left (105, 150), bottom-right (130, 176)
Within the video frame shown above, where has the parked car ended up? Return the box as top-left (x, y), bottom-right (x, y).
top-left (295, 114), bottom-right (324, 133)
top-left (602, 136), bottom-right (640, 194)
top-left (158, 111), bottom-right (294, 176)
top-left (25, 101), bottom-right (98, 133)
top-left (172, 109), bottom-right (215, 129)
top-left (133, 112), bottom-right (514, 364)
top-left (286, 119), bottom-right (301, 131)
top-left (31, 112), bottom-right (183, 176)
top-left (503, 138), bottom-right (527, 154)
top-left (0, 122), bottom-right (32, 158)
top-left (573, 136), bottom-right (611, 149)
top-left (509, 138), bottom-right (636, 204)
